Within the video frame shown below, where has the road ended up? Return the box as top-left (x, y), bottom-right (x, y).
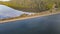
top-left (0, 13), bottom-right (60, 34)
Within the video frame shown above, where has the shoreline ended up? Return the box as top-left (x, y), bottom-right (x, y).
top-left (0, 10), bottom-right (60, 23)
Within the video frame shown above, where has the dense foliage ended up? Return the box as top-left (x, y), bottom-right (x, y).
top-left (0, 0), bottom-right (60, 12)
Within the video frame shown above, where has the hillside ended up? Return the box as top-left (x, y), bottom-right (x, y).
top-left (0, 0), bottom-right (60, 12)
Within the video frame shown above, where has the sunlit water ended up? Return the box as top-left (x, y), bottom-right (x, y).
top-left (0, 5), bottom-right (33, 19)
top-left (0, 0), bottom-right (10, 2)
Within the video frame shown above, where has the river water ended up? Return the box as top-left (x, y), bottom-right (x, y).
top-left (0, 5), bottom-right (33, 19)
top-left (0, 13), bottom-right (60, 34)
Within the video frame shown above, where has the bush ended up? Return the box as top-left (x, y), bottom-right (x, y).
top-left (0, 0), bottom-right (59, 12)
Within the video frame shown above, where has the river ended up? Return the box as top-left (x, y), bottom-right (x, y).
top-left (0, 13), bottom-right (60, 34)
top-left (0, 5), bottom-right (33, 19)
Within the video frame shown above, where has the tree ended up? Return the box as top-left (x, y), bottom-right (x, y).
top-left (0, 0), bottom-right (58, 12)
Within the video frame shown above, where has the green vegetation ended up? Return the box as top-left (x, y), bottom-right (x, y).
top-left (0, 0), bottom-right (60, 12)
top-left (20, 13), bottom-right (29, 17)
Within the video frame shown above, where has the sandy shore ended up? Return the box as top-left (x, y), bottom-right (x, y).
top-left (0, 10), bottom-right (60, 23)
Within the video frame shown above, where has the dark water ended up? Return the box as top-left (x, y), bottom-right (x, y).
top-left (0, 14), bottom-right (60, 34)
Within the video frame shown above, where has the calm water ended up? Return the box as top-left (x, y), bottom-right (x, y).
top-left (0, 14), bottom-right (60, 34)
top-left (0, 5), bottom-right (33, 19)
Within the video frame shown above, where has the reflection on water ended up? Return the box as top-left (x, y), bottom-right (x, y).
top-left (0, 0), bottom-right (10, 1)
top-left (0, 14), bottom-right (60, 34)
top-left (0, 5), bottom-right (33, 19)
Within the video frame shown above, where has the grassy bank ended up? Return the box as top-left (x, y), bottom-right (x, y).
top-left (0, 0), bottom-right (60, 12)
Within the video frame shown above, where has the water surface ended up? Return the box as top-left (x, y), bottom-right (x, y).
top-left (0, 5), bottom-right (33, 19)
top-left (0, 13), bottom-right (60, 34)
